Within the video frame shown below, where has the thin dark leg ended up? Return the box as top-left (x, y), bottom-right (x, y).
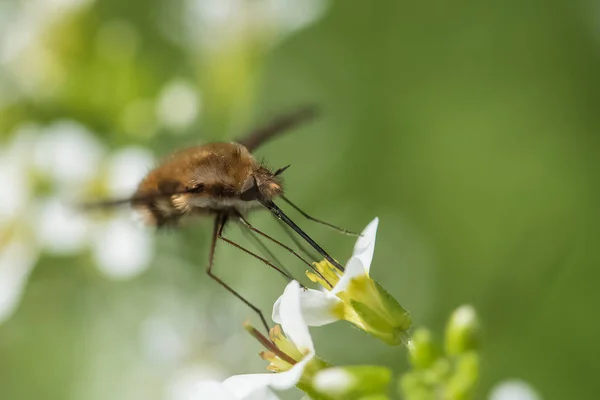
top-left (237, 214), bottom-right (333, 287)
top-left (281, 195), bottom-right (360, 236)
top-left (239, 227), bottom-right (292, 283)
top-left (238, 215), bottom-right (314, 270)
top-left (218, 227), bottom-right (294, 283)
top-left (206, 214), bottom-right (269, 333)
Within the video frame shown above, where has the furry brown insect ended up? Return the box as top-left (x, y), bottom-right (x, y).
top-left (84, 106), bottom-right (355, 331)
top-left (133, 142), bottom-right (283, 227)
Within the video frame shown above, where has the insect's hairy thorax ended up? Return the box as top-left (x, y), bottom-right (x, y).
top-left (133, 142), bottom-right (260, 227)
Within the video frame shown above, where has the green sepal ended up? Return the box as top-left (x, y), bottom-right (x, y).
top-left (344, 276), bottom-right (411, 346)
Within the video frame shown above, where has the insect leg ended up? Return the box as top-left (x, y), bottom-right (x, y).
top-left (281, 195), bottom-right (360, 236)
top-left (218, 230), bottom-right (294, 283)
top-left (207, 214), bottom-right (270, 333)
top-left (237, 214), bottom-right (333, 288)
top-left (238, 226), bottom-right (293, 283)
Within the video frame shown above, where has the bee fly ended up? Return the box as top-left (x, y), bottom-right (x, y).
top-left (84, 106), bottom-right (356, 331)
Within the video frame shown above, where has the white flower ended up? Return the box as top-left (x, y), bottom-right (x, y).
top-left (273, 218), bottom-right (411, 345)
top-left (274, 218), bottom-right (379, 325)
top-left (0, 239), bottom-right (39, 324)
top-left (445, 304), bottom-right (479, 356)
top-left (32, 120), bottom-right (105, 190)
top-left (202, 280), bottom-right (324, 399)
top-left (193, 379), bottom-right (280, 400)
top-left (155, 79), bottom-right (201, 131)
top-left (489, 380), bottom-right (541, 400)
top-left (181, 0), bottom-right (329, 50)
top-left (0, 121), bottom-right (156, 325)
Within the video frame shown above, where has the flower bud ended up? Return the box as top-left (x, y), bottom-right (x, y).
top-left (343, 275), bottom-right (412, 346)
top-left (445, 352), bottom-right (479, 399)
top-left (444, 305), bottom-right (479, 356)
top-left (312, 366), bottom-right (391, 400)
top-left (407, 328), bottom-right (441, 369)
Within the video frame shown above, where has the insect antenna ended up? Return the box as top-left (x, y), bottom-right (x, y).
top-left (281, 195), bottom-right (360, 236)
top-left (237, 105), bottom-right (318, 152)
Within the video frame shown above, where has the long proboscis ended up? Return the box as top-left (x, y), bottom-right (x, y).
top-left (237, 105), bottom-right (318, 152)
top-left (258, 198), bottom-right (345, 272)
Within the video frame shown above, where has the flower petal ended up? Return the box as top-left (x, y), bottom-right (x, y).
top-left (279, 280), bottom-right (314, 353)
top-left (241, 387), bottom-right (281, 400)
top-left (350, 217), bottom-right (379, 275)
top-left (36, 197), bottom-right (91, 255)
top-left (223, 352), bottom-right (313, 396)
top-left (273, 288), bottom-right (343, 326)
top-left (107, 146), bottom-right (154, 198)
top-left (331, 257), bottom-right (365, 295)
top-left (91, 218), bottom-right (153, 280)
top-left (194, 381), bottom-right (238, 400)
top-left (33, 120), bottom-right (105, 188)
top-left (0, 240), bottom-right (38, 324)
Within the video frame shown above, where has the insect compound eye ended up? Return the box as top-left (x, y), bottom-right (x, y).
top-left (240, 175), bottom-right (260, 201)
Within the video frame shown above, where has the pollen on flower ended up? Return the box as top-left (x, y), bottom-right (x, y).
top-left (244, 322), bottom-right (299, 373)
top-left (269, 325), bottom-right (304, 362)
top-left (260, 351), bottom-right (292, 372)
top-left (306, 260), bottom-right (341, 290)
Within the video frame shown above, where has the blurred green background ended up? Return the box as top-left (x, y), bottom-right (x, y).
top-left (0, 0), bottom-right (598, 399)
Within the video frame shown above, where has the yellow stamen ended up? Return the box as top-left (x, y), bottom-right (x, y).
top-left (306, 260), bottom-right (341, 291)
top-left (269, 325), bottom-right (304, 361)
top-left (245, 321), bottom-right (309, 373)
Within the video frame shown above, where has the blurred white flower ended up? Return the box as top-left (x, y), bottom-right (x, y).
top-left (29, 123), bottom-right (155, 278)
top-left (166, 364), bottom-right (229, 400)
top-left (36, 196), bottom-right (91, 255)
top-left (312, 367), bottom-right (353, 396)
top-left (0, 126), bottom-right (42, 323)
top-left (0, 120), bottom-right (156, 324)
top-left (156, 79), bottom-right (202, 131)
top-left (106, 146), bottom-right (155, 199)
top-left (193, 380), bottom-right (280, 400)
top-left (89, 145), bottom-right (155, 279)
top-left (0, 239), bottom-right (38, 324)
top-left (0, 0), bottom-right (95, 99)
top-left (91, 218), bottom-right (153, 280)
top-left (0, 148), bottom-right (31, 222)
top-left (158, 0), bottom-right (329, 51)
top-left (33, 120), bottom-right (105, 190)
top-left (489, 380), bottom-right (542, 400)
